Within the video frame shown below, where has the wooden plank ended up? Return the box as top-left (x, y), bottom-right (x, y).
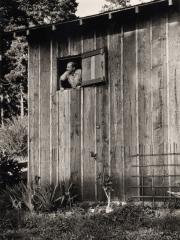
top-left (28, 41), bottom-right (40, 184)
top-left (58, 34), bottom-right (69, 58)
top-left (123, 21), bottom-right (138, 199)
top-left (39, 40), bottom-right (51, 184)
top-left (82, 32), bottom-right (96, 200)
top-left (58, 90), bottom-right (71, 183)
top-left (82, 57), bottom-right (91, 85)
top-left (58, 91), bottom-right (65, 182)
top-left (151, 13), bottom-right (168, 196)
top-left (58, 33), bottom-right (69, 184)
top-left (64, 91), bottom-right (71, 182)
top-left (95, 30), bottom-right (109, 201)
top-left (69, 32), bottom-right (82, 199)
top-left (137, 16), bottom-right (153, 196)
top-left (168, 9), bottom-right (180, 190)
top-left (108, 21), bottom-right (124, 200)
top-left (51, 39), bottom-right (59, 184)
top-left (28, 43), bottom-right (34, 184)
top-left (82, 48), bottom-right (105, 58)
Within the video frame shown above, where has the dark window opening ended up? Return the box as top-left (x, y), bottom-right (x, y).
top-left (57, 55), bottom-right (82, 90)
top-left (57, 48), bottom-right (107, 91)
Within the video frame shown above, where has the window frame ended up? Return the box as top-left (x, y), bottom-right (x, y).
top-left (57, 47), bottom-right (107, 90)
top-left (81, 48), bottom-right (107, 87)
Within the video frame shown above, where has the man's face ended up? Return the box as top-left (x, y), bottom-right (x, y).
top-left (67, 62), bottom-right (75, 73)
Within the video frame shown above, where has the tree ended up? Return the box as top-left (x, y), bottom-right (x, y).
top-left (102, 0), bottom-right (130, 11)
top-left (19, 0), bottom-right (78, 27)
top-left (0, 0), bottom-right (78, 124)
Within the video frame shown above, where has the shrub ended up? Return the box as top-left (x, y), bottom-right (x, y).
top-left (0, 115), bottom-right (27, 159)
top-left (5, 182), bottom-right (33, 212)
top-left (0, 153), bottom-right (23, 190)
top-left (33, 182), bottom-right (77, 212)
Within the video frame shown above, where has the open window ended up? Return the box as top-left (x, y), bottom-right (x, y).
top-left (57, 48), bottom-right (107, 90)
top-left (57, 55), bottom-right (81, 90)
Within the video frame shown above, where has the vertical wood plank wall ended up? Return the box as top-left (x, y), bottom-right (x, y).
top-left (28, 7), bottom-right (180, 201)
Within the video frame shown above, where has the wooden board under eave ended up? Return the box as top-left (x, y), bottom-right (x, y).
top-left (108, 21), bottom-right (124, 201)
top-left (168, 9), bottom-right (180, 191)
top-left (137, 16), bottom-right (152, 196)
top-left (151, 13), bottom-right (168, 196)
top-left (28, 41), bottom-right (40, 184)
top-left (95, 30), bottom-right (109, 201)
top-left (123, 21), bottom-right (138, 199)
top-left (39, 40), bottom-right (51, 184)
top-left (82, 32), bottom-right (96, 200)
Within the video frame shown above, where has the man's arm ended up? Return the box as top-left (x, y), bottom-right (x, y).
top-left (60, 71), bottom-right (70, 81)
top-left (59, 71), bottom-right (70, 90)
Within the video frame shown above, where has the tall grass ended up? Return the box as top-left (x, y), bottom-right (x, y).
top-left (0, 115), bottom-right (27, 159)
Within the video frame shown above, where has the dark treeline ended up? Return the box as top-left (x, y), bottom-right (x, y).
top-left (0, 0), bottom-right (78, 124)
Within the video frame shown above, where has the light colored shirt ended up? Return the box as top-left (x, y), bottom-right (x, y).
top-left (60, 69), bottom-right (82, 89)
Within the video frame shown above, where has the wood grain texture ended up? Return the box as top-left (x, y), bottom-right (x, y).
top-left (168, 9), bottom-right (180, 191)
top-left (69, 33), bottom-right (82, 198)
top-left (58, 91), bottom-right (71, 182)
top-left (28, 41), bottom-right (40, 184)
top-left (138, 16), bottom-right (152, 196)
top-left (82, 32), bottom-right (96, 200)
top-left (39, 40), bottom-right (51, 184)
top-left (58, 91), bottom-right (65, 182)
top-left (123, 21), bottom-right (138, 199)
top-left (51, 39), bottom-right (59, 184)
top-left (108, 21), bottom-right (124, 200)
top-left (95, 30), bottom-right (109, 201)
top-left (151, 13), bottom-right (168, 196)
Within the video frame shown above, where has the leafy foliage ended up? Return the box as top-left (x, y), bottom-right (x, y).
top-left (5, 183), bottom-right (33, 212)
top-left (1, 0), bottom-right (78, 124)
top-left (19, 0), bottom-right (78, 27)
top-left (96, 162), bottom-right (114, 212)
top-left (6, 203), bottom-right (180, 240)
top-left (33, 182), bottom-right (77, 212)
top-left (0, 116), bottom-right (28, 158)
top-left (3, 181), bottom-right (77, 213)
top-left (1, 0), bottom-right (78, 31)
top-left (0, 154), bottom-right (23, 190)
top-left (102, 0), bottom-right (130, 11)
top-left (33, 184), bottom-right (64, 212)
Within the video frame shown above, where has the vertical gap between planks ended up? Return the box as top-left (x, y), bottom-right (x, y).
top-left (150, 18), bottom-right (153, 155)
top-left (150, 17), bottom-right (153, 206)
top-left (142, 145), bottom-right (144, 205)
top-left (135, 18), bottom-right (140, 199)
top-left (69, 91), bottom-right (71, 181)
top-left (94, 31), bottom-right (97, 201)
top-left (27, 45), bottom-right (30, 184)
top-left (56, 92), bottom-right (59, 184)
top-left (107, 28), bottom-right (111, 177)
top-left (56, 41), bottom-right (59, 185)
top-left (50, 40), bottom-right (53, 184)
top-left (121, 25), bottom-right (125, 201)
top-left (38, 43), bottom-right (41, 181)
top-left (68, 38), bottom-right (71, 182)
top-left (166, 14), bottom-right (171, 191)
top-left (152, 145), bottom-right (154, 207)
top-left (81, 34), bottom-right (84, 200)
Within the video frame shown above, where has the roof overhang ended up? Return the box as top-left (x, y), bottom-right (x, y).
top-left (6, 0), bottom-right (176, 37)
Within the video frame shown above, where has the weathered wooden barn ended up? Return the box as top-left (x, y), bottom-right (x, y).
top-left (18, 0), bottom-right (180, 202)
